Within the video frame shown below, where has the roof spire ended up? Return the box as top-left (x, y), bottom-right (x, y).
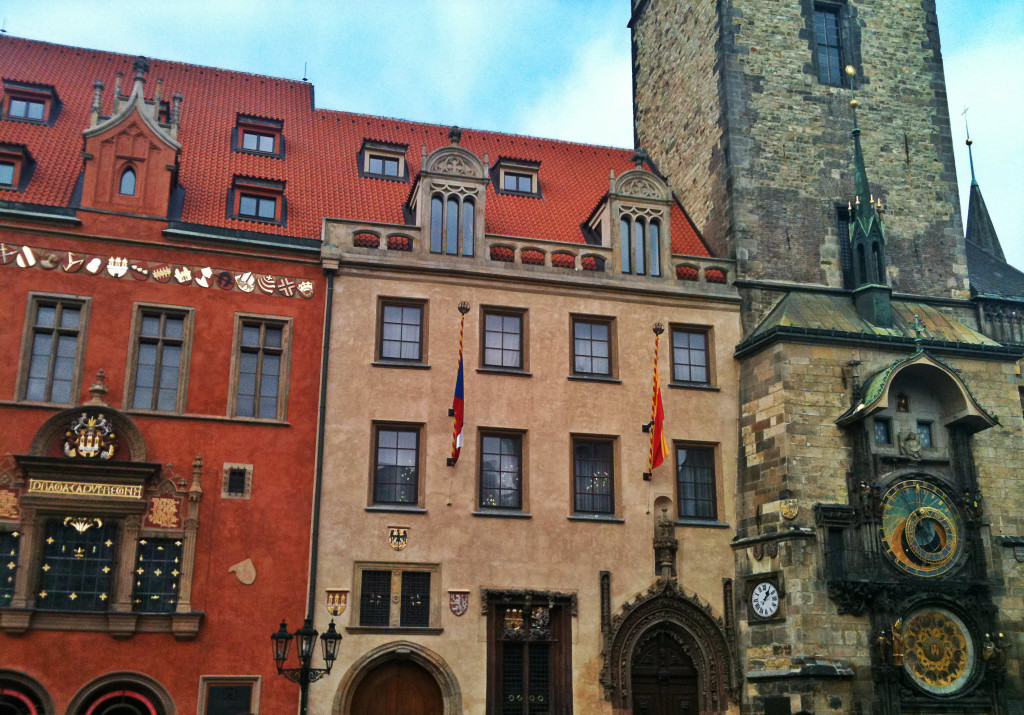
top-left (962, 124), bottom-right (1005, 261)
top-left (962, 107), bottom-right (978, 186)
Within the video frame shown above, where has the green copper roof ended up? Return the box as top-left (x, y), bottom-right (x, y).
top-left (851, 127), bottom-right (884, 244)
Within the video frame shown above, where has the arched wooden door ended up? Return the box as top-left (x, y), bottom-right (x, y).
top-left (630, 627), bottom-right (699, 715)
top-left (350, 659), bottom-right (443, 715)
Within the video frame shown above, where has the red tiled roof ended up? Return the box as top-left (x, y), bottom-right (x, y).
top-left (0, 35), bottom-right (711, 257)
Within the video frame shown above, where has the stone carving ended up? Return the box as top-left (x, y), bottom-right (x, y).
top-left (898, 428), bottom-right (922, 460)
top-left (229, 558), bottom-right (257, 585)
top-left (64, 412), bottom-right (117, 459)
top-left (619, 176), bottom-right (660, 198)
top-left (425, 145), bottom-right (484, 179)
top-left (653, 509), bottom-right (678, 578)
top-left (434, 155), bottom-right (474, 176)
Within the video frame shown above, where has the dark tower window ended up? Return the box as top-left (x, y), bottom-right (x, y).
top-left (814, 5), bottom-right (844, 86)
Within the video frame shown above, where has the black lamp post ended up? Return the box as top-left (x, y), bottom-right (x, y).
top-left (271, 617), bottom-right (342, 715)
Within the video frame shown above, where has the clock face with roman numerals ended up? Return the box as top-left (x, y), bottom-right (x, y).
top-left (750, 581), bottom-right (780, 619)
top-left (879, 479), bottom-right (964, 577)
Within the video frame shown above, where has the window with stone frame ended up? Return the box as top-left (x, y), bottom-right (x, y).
top-left (676, 445), bottom-right (717, 520)
top-left (230, 315), bottom-right (291, 420)
top-left (481, 309), bottom-right (525, 371)
top-left (221, 463), bottom-right (253, 500)
top-left (1, 530), bottom-right (20, 606)
top-left (126, 306), bottom-right (193, 413)
top-left (670, 327), bottom-right (710, 386)
top-left (18, 294), bottom-right (88, 404)
top-left (429, 192), bottom-right (475, 257)
top-left (813, 3), bottom-right (846, 86)
top-left (351, 563), bottom-right (440, 632)
top-left (199, 677), bottom-right (261, 715)
top-left (479, 432), bottom-right (523, 511)
top-left (571, 316), bottom-right (613, 377)
top-left (377, 299), bottom-right (426, 364)
top-left (573, 438), bottom-right (614, 515)
top-left (132, 536), bottom-right (183, 613)
top-left (619, 214), bottom-right (662, 277)
top-left (485, 592), bottom-right (573, 714)
top-left (372, 425), bottom-right (421, 506)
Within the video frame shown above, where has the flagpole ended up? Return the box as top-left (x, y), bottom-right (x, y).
top-left (643, 323), bottom-right (666, 481)
top-left (446, 302), bottom-right (470, 504)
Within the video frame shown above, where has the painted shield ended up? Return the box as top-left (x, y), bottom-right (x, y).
top-left (326, 588), bottom-right (349, 617)
top-left (448, 590), bottom-right (470, 617)
top-left (0, 243), bottom-right (18, 265)
top-left (150, 264), bottom-right (173, 283)
top-left (780, 498), bottom-right (799, 520)
top-left (388, 526), bottom-right (408, 551)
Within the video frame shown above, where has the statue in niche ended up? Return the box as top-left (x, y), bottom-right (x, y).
top-left (898, 428), bottom-right (922, 460)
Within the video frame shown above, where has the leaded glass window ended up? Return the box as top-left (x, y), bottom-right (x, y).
top-left (132, 537), bottom-right (182, 613)
top-left (814, 5), bottom-right (844, 86)
top-left (676, 447), bottom-right (716, 520)
top-left (38, 518), bottom-right (116, 611)
top-left (1, 531), bottom-right (18, 605)
top-left (373, 427), bottom-right (419, 505)
top-left (874, 418), bottom-right (892, 445)
top-left (399, 571), bottom-right (431, 627)
top-left (23, 298), bottom-right (83, 403)
top-left (236, 319), bottom-right (284, 419)
top-left (480, 434), bottom-right (522, 510)
top-left (573, 439), bottom-right (613, 514)
top-left (498, 605), bottom-right (553, 715)
top-left (131, 309), bottom-right (186, 411)
top-left (359, 570), bottom-right (391, 626)
top-left (205, 683), bottom-right (254, 715)
top-left (917, 421), bottom-right (933, 449)
top-left (572, 319), bottom-right (611, 376)
top-left (483, 312), bottom-right (523, 369)
top-left (671, 328), bottom-right (709, 385)
top-left (379, 304), bottom-right (423, 362)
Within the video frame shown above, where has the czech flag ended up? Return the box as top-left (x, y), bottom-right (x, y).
top-left (448, 351), bottom-right (465, 466)
top-left (646, 329), bottom-right (668, 479)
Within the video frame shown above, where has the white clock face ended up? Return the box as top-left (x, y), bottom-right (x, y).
top-left (751, 581), bottom-right (780, 619)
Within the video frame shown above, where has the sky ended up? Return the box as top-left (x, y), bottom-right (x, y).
top-left (2, 0), bottom-right (1021, 268)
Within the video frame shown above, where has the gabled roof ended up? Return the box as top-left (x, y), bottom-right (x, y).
top-left (966, 241), bottom-right (1024, 301)
top-left (0, 35), bottom-right (710, 256)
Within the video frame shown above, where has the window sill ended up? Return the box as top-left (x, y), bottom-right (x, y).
top-left (668, 382), bottom-right (719, 391)
top-left (0, 607), bottom-right (203, 640)
top-left (2, 115), bottom-right (50, 126)
top-left (361, 172), bottom-right (408, 183)
top-left (567, 514), bottom-right (624, 523)
top-left (675, 519), bottom-right (731, 529)
top-left (345, 625), bottom-right (443, 635)
top-left (229, 215), bottom-right (285, 227)
top-left (365, 505), bottom-right (427, 514)
top-left (473, 509), bottom-right (531, 519)
top-left (232, 147), bottom-right (283, 160)
top-left (567, 375), bottom-right (621, 384)
top-left (476, 367), bottom-right (532, 378)
top-left (372, 361), bottom-right (431, 370)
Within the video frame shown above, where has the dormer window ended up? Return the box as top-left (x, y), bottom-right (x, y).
top-left (430, 193), bottom-right (475, 256)
top-left (2, 80), bottom-right (60, 125)
top-left (119, 167), bottom-right (137, 195)
top-left (229, 176), bottom-right (286, 225)
top-left (0, 162), bottom-right (14, 186)
top-left (0, 144), bottom-right (34, 192)
top-left (233, 115), bottom-right (284, 158)
top-left (620, 214), bottom-right (662, 277)
top-left (493, 158), bottom-right (540, 197)
top-left (358, 140), bottom-right (408, 181)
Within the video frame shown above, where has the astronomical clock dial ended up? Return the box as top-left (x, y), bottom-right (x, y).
top-left (750, 581), bottom-right (780, 619)
top-left (879, 479), bottom-right (964, 577)
top-left (901, 608), bottom-right (977, 695)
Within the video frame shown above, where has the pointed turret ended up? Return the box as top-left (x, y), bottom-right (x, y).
top-left (963, 137), bottom-right (1005, 261)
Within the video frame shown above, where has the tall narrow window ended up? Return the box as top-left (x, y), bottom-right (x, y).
top-left (132, 537), bottom-right (183, 613)
top-left (130, 308), bottom-right (189, 412)
top-left (620, 216), bottom-right (632, 273)
top-left (1, 531), bottom-right (18, 605)
top-left (633, 218), bottom-right (646, 276)
top-left (21, 297), bottom-right (85, 404)
top-left (446, 196), bottom-right (459, 255)
top-left (430, 195), bottom-right (444, 253)
top-left (676, 446), bottom-right (716, 520)
top-left (872, 242), bottom-right (885, 284)
top-left (119, 167), bottom-right (136, 195)
top-left (649, 220), bottom-right (661, 277)
top-left (233, 318), bottom-right (289, 420)
top-left (573, 439), bottom-right (614, 514)
top-left (462, 198), bottom-right (475, 256)
top-left (480, 433), bottom-right (523, 510)
top-left (373, 427), bottom-right (420, 505)
top-left (399, 571), bottom-right (431, 627)
top-left (814, 5), bottom-right (844, 86)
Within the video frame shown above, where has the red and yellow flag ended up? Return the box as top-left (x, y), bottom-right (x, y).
top-left (647, 328), bottom-right (668, 478)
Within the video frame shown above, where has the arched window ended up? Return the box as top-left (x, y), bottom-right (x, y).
top-left (856, 244), bottom-right (866, 283)
top-left (429, 193), bottom-right (476, 256)
top-left (872, 242), bottom-right (884, 284)
top-left (119, 167), bottom-right (136, 196)
top-left (649, 220), bottom-right (661, 277)
top-left (620, 216), bottom-right (632, 273)
top-left (633, 218), bottom-right (646, 276)
top-left (83, 690), bottom-right (159, 715)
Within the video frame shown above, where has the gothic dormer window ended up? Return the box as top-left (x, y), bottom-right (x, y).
top-left (607, 166), bottom-right (672, 278)
top-left (119, 167), bottom-right (137, 195)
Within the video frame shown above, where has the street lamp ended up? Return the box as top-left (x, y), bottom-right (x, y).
top-left (271, 617), bottom-right (342, 714)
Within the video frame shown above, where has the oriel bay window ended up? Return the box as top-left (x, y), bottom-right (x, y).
top-left (430, 192), bottom-right (475, 256)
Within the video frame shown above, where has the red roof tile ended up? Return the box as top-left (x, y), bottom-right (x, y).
top-left (0, 35), bottom-right (710, 257)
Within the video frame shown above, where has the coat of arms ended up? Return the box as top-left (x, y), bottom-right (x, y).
top-left (64, 412), bottom-right (117, 459)
top-left (326, 588), bottom-right (349, 616)
top-left (780, 498), bottom-right (799, 520)
top-left (388, 526), bottom-right (408, 551)
top-left (448, 590), bottom-right (470, 617)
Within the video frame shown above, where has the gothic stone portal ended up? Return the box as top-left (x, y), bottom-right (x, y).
top-left (631, 626), bottom-right (699, 715)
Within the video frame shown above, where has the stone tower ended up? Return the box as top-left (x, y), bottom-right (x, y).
top-left (633, 2), bottom-right (1024, 714)
top-left (630, 0), bottom-right (969, 317)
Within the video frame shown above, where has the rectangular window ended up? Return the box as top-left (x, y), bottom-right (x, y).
top-left (814, 5), bottom-right (844, 86)
top-left (0, 161), bottom-right (13, 185)
top-left (355, 565), bottom-right (438, 629)
top-left (1, 530), bottom-right (18, 605)
top-left (874, 418), bottom-right (891, 445)
top-left (21, 296), bottom-right (86, 404)
top-left (8, 98), bottom-right (45, 120)
top-left (37, 518), bottom-right (117, 612)
top-left (917, 421), bottom-right (933, 449)
top-left (378, 302), bottom-right (424, 363)
top-left (676, 446), bottom-right (716, 520)
top-left (199, 677), bottom-right (260, 715)
top-left (368, 155), bottom-right (400, 177)
top-left (221, 463), bottom-right (254, 500)
top-left (227, 468), bottom-right (247, 496)
top-left (238, 193), bottom-right (277, 220)
top-left (373, 427), bottom-right (420, 505)
top-left (241, 130), bottom-right (275, 153)
top-left (232, 316), bottom-right (290, 420)
top-left (486, 599), bottom-right (571, 713)
top-left (573, 439), bottom-right (614, 515)
top-left (502, 172), bottom-right (533, 193)
top-left (129, 308), bottom-right (190, 412)
top-left (132, 537), bottom-right (183, 613)
top-left (480, 433), bottom-right (523, 510)
top-left (482, 311), bottom-right (523, 369)
top-left (572, 317), bottom-right (612, 376)
top-left (671, 328), bottom-right (709, 385)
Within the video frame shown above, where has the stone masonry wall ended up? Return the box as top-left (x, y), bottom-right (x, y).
top-left (633, 0), bottom-right (969, 300)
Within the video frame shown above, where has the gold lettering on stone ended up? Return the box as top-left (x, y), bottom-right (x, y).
top-left (28, 479), bottom-right (142, 499)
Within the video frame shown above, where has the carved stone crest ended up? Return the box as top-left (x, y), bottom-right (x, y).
top-left (448, 589), bottom-right (469, 617)
top-left (388, 526), bottom-right (408, 551)
top-left (64, 412), bottom-right (117, 459)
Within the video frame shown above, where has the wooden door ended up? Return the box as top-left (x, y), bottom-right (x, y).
top-left (630, 629), bottom-right (699, 715)
top-left (350, 660), bottom-right (443, 715)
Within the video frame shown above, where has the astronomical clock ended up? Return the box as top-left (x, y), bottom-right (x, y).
top-left (818, 352), bottom-right (1006, 714)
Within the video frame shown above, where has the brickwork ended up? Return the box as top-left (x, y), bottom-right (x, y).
top-left (633, 0), bottom-right (969, 300)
